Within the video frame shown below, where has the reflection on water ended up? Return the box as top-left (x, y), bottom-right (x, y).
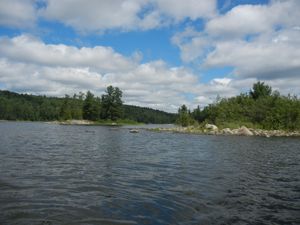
top-left (0, 122), bottom-right (299, 225)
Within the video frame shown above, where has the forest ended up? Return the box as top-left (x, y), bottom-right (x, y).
top-left (0, 86), bottom-right (176, 124)
top-left (177, 82), bottom-right (300, 130)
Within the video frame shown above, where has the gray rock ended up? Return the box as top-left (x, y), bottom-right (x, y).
top-left (221, 128), bottom-right (233, 135)
top-left (205, 124), bottom-right (218, 131)
top-left (237, 126), bottom-right (253, 136)
top-left (232, 129), bottom-right (239, 135)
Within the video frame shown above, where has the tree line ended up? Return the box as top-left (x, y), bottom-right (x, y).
top-left (177, 82), bottom-right (300, 130)
top-left (0, 86), bottom-right (176, 124)
top-left (2, 82), bottom-right (298, 129)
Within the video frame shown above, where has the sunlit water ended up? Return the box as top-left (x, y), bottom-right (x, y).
top-left (0, 122), bottom-right (299, 225)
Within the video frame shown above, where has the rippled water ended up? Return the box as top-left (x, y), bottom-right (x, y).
top-left (0, 122), bottom-right (299, 225)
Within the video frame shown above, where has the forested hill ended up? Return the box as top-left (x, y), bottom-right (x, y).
top-left (123, 105), bottom-right (176, 124)
top-left (0, 90), bottom-right (176, 124)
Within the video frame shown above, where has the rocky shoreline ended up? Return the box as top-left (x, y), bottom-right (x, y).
top-left (45, 120), bottom-right (95, 125)
top-left (149, 124), bottom-right (300, 138)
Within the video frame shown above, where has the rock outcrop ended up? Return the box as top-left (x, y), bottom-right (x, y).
top-left (205, 124), bottom-right (218, 131)
top-left (236, 126), bottom-right (253, 136)
top-left (221, 128), bottom-right (233, 135)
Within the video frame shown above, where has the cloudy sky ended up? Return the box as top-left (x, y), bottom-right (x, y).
top-left (0, 0), bottom-right (299, 112)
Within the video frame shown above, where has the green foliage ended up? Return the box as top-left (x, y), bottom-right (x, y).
top-left (192, 105), bottom-right (203, 122)
top-left (60, 95), bottom-right (72, 120)
top-left (83, 91), bottom-right (101, 121)
top-left (191, 82), bottom-right (300, 131)
top-left (250, 81), bottom-right (272, 100)
top-left (0, 89), bottom-right (175, 124)
top-left (101, 86), bottom-right (123, 121)
top-left (176, 104), bottom-right (195, 127)
top-left (123, 105), bottom-right (176, 124)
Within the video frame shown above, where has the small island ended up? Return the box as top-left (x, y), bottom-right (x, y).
top-left (151, 82), bottom-right (300, 137)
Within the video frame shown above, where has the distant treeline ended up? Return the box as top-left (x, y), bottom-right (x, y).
top-left (177, 82), bottom-right (300, 130)
top-left (0, 86), bottom-right (176, 124)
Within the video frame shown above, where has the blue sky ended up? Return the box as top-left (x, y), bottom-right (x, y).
top-left (0, 0), bottom-right (299, 112)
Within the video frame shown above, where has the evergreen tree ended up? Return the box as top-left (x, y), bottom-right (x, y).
top-left (192, 105), bottom-right (202, 121)
top-left (60, 95), bottom-right (72, 120)
top-left (82, 91), bottom-right (101, 121)
top-left (101, 86), bottom-right (123, 120)
top-left (176, 104), bottom-right (194, 126)
top-left (250, 81), bottom-right (272, 100)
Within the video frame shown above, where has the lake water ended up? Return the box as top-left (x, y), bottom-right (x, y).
top-left (0, 122), bottom-right (299, 225)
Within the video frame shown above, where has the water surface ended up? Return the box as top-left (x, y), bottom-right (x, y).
top-left (0, 122), bottom-right (299, 225)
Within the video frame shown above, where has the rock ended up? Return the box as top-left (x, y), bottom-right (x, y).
top-left (129, 129), bottom-right (139, 133)
top-left (207, 130), bottom-right (217, 135)
top-left (205, 124), bottom-right (218, 131)
top-left (60, 120), bottom-right (93, 125)
top-left (237, 126), bottom-right (253, 136)
top-left (232, 129), bottom-right (239, 135)
top-left (221, 128), bottom-right (233, 135)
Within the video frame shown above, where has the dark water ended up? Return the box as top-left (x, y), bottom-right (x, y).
top-left (0, 122), bottom-right (299, 225)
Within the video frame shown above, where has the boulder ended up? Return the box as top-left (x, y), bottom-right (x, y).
top-left (237, 126), bottom-right (253, 136)
top-left (205, 124), bottom-right (218, 131)
top-left (232, 129), bottom-right (239, 135)
top-left (221, 128), bottom-right (233, 135)
top-left (129, 129), bottom-right (139, 133)
top-left (207, 130), bottom-right (217, 135)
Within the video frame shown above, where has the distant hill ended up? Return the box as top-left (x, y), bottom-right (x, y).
top-left (0, 90), bottom-right (176, 124)
top-left (123, 105), bottom-right (176, 124)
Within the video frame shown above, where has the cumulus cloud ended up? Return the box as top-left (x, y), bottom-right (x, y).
top-left (39, 0), bottom-right (217, 32)
top-left (0, 0), bottom-right (36, 28)
top-left (0, 35), bottom-right (136, 73)
top-left (39, 0), bottom-right (145, 32)
top-left (154, 0), bottom-right (216, 21)
top-left (204, 28), bottom-right (300, 79)
top-left (171, 27), bottom-right (210, 62)
top-left (206, 0), bottom-right (300, 39)
top-left (172, 0), bottom-right (300, 83)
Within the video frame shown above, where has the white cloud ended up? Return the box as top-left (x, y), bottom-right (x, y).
top-left (206, 0), bottom-right (300, 39)
top-left (40, 0), bottom-right (145, 32)
top-left (0, 35), bottom-right (136, 73)
top-left (204, 28), bottom-right (300, 79)
top-left (0, 0), bottom-right (36, 28)
top-left (207, 4), bottom-right (272, 38)
top-left (154, 0), bottom-right (216, 21)
top-left (172, 0), bottom-right (300, 84)
top-left (172, 27), bottom-right (209, 62)
top-left (39, 0), bottom-right (217, 32)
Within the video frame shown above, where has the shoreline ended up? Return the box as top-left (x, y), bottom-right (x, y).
top-left (1, 120), bottom-right (299, 137)
top-left (0, 119), bottom-right (142, 126)
top-left (46, 119), bottom-right (143, 126)
top-left (148, 124), bottom-right (300, 138)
